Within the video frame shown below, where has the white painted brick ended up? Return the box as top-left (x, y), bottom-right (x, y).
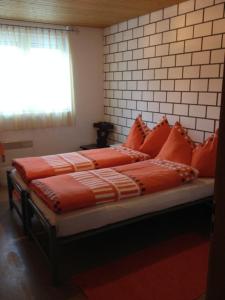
top-left (191, 79), bottom-right (208, 91)
top-left (110, 43), bottom-right (118, 53)
top-left (123, 90), bottom-right (131, 99)
top-left (218, 93), bottom-right (222, 106)
top-left (160, 103), bottom-right (173, 114)
top-left (182, 92), bottom-right (198, 104)
top-left (153, 113), bottom-right (165, 123)
top-left (199, 92), bottom-right (217, 105)
top-left (183, 66), bottom-right (200, 78)
top-left (200, 65), bottom-right (220, 78)
top-left (106, 35), bottom-right (114, 45)
top-left (154, 91), bottom-right (167, 102)
top-left (128, 60), bottom-right (138, 70)
top-left (115, 90), bottom-right (123, 99)
top-left (151, 9), bottom-right (163, 22)
top-left (139, 14), bottom-right (150, 26)
top-left (127, 81), bottom-right (137, 90)
top-left (123, 51), bottom-right (132, 61)
top-left (123, 30), bottom-right (132, 41)
top-left (167, 91), bottom-right (181, 103)
top-left (169, 41), bottom-right (184, 54)
top-left (194, 22), bottom-right (212, 37)
top-left (106, 54), bottom-right (114, 63)
top-left (188, 130), bottom-right (204, 143)
top-left (185, 38), bottom-right (202, 52)
top-left (104, 64), bottom-right (110, 73)
top-left (104, 45), bottom-right (110, 54)
top-left (161, 80), bottom-right (174, 91)
top-left (142, 112), bottom-right (153, 122)
top-left (215, 0), bottom-right (225, 3)
top-left (144, 46), bottom-right (156, 58)
top-left (110, 63), bottom-right (117, 72)
top-left (189, 105), bottom-right (206, 117)
top-left (137, 101), bottom-right (148, 111)
top-left (137, 81), bottom-right (148, 90)
top-left (163, 30), bottom-right (177, 43)
top-left (177, 26), bottom-right (193, 41)
top-left (162, 55), bottom-right (175, 67)
top-left (196, 0), bottom-right (214, 9)
top-left (138, 36), bottom-right (150, 48)
top-left (207, 106), bottom-right (221, 119)
top-left (170, 15), bottom-right (185, 30)
top-left (192, 51), bottom-right (210, 65)
top-left (106, 72), bottom-right (113, 80)
top-left (209, 79), bottom-right (223, 91)
top-left (149, 57), bottom-right (161, 68)
top-left (186, 10), bottom-right (203, 26)
top-left (133, 27), bottom-right (144, 39)
top-left (133, 49), bottom-right (143, 60)
top-left (118, 117), bottom-right (127, 126)
top-left (220, 63), bottom-right (224, 78)
top-left (127, 100), bottom-right (136, 109)
top-left (148, 102), bottom-right (160, 112)
top-left (114, 52), bottom-right (123, 62)
top-left (150, 33), bottom-right (162, 46)
top-left (213, 19), bottom-right (225, 34)
top-left (143, 91), bottom-right (154, 101)
top-left (143, 70), bottom-right (154, 80)
top-left (168, 67), bottom-right (183, 79)
top-left (106, 90), bottom-right (113, 98)
top-left (180, 116), bottom-right (196, 129)
top-left (211, 49), bottom-right (225, 63)
top-left (132, 70), bottom-right (143, 80)
top-left (110, 81), bottom-right (118, 90)
top-left (148, 80), bottom-right (160, 90)
top-left (164, 4), bottom-right (178, 19)
top-left (156, 44), bottom-right (169, 56)
top-left (123, 109), bottom-right (132, 118)
top-left (114, 108), bottom-right (122, 117)
top-left (166, 115), bottom-right (179, 125)
top-left (110, 24), bottom-right (118, 34)
top-left (196, 118), bottom-right (214, 131)
top-left (155, 68), bottom-right (168, 79)
top-left (175, 80), bottom-right (190, 91)
top-left (138, 59), bottom-right (149, 69)
top-left (156, 19), bottom-right (170, 33)
top-left (118, 62), bottom-right (127, 71)
top-left (144, 23), bottom-right (156, 36)
top-left (176, 53), bottom-right (192, 66)
top-left (202, 35), bottom-right (222, 50)
top-left (118, 21), bottom-right (127, 32)
top-left (123, 71), bottom-right (132, 80)
top-left (204, 4), bottom-right (224, 22)
top-left (110, 98), bottom-right (118, 107)
top-left (104, 27), bottom-right (110, 36)
top-left (128, 39), bottom-right (138, 50)
top-left (114, 32), bottom-right (123, 43)
top-left (179, 0), bottom-right (195, 14)
top-left (114, 72), bottom-right (122, 81)
top-left (128, 18), bottom-right (138, 29)
top-left (174, 104), bottom-right (189, 115)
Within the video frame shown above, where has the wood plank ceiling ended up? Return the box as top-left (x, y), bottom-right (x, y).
top-left (0, 0), bottom-right (186, 28)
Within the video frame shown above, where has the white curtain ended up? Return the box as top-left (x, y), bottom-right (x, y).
top-left (0, 24), bottom-right (75, 131)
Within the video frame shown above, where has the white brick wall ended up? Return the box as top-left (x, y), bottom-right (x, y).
top-left (104, 0), bottom-right (224, 143)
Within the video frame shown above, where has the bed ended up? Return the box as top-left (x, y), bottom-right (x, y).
top-left (10, 159), bottom-right (214, 284)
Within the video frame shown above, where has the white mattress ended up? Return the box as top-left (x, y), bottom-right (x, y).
top-left (11, 169), bottom-right (214, 238)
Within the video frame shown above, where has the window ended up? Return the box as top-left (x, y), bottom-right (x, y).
top-left (0, 25), bottom-right (75, 130)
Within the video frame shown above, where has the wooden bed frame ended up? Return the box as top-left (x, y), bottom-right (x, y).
top-left (7, 168), bottom-right (213, 285)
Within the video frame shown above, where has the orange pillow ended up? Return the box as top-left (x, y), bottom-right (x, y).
top-left (156, 122), bottom-right (195, 165)
top-left (139, 117), bottom-right (171, 157)
top-left (191, 131), bottom-right (218, 177)
top-left (123, 115), bottom-right (150, 150)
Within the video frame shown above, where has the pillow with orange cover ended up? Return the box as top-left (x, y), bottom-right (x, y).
top-left (156, 122), bottom-right (195, 165)
top-left (191, 131), bottom-right (218, 177)
top-left (139, 117), bottom-right (171, 157)
top-left (123, 115), bottom-right (150, 150)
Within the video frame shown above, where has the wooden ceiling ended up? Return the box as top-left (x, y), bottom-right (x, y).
top-left (0, 0), bottom-right (186, 28)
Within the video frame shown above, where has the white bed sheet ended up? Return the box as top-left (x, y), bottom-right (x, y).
top-left (11, 169), bottom-right (214, 237)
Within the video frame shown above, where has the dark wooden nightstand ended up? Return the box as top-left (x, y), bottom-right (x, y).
top-left (80, 144), bottom-right (109, 150)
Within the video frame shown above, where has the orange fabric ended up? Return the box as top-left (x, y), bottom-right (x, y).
top-left (12, 146), bottom-right (150, 183)
top-left (191, 131), bottom-right (218, 177)
top-left (30, 159), bottom-right (198, 214)
top-left (139, 117), bottom-right (171, 157)
top-left (0, 143), bottom-right (5, 162)
top-left (123, 115), bottom-right (150, 150)
top-left (156, 122), bottom-right (195, 165)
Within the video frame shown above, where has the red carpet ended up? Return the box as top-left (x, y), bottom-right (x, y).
top-left (74, 233), bottom-right (209, 300)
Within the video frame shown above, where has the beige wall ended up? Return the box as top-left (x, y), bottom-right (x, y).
top-left (0, 26), bottom-right (104, 184)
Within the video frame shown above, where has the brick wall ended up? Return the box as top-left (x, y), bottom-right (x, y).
top-left (103, 0), bottom-right (225, 143)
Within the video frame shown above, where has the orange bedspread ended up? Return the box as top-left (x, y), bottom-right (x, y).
top-left (30, 159), bottom-right (198, 214)
top-left (12, 146), bottom-right (150, 183)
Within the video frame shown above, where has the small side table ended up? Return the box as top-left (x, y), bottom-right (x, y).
top-left (80, 144), bottom-right (109, 150)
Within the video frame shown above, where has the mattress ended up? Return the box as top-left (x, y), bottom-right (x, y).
top-left (11, 169), bottom-right (214, 238)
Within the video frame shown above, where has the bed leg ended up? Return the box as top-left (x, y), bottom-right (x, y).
top-left (49, 226), bottom-right (59, 286)
top-left (7, 170), bottom-right (14, 211)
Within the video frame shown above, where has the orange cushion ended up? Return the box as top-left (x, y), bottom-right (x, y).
top-left (156, 122), bottom-right (195, 165)
top-left (139, 117), bottom-right (171, 157)
top-left (191, 131), bottom-right (218, 177)
top-left (123, 115), bottom-right (150, 150)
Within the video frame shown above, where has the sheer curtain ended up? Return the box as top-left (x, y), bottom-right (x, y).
top-left (0, 24), bottom-right (75, 130)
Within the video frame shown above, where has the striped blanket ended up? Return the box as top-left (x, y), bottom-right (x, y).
top-left (30, 159), bottom-right (198, 214)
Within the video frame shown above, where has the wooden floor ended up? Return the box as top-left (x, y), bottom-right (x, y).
top-left (0, 186), bottom-right (210, 300)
